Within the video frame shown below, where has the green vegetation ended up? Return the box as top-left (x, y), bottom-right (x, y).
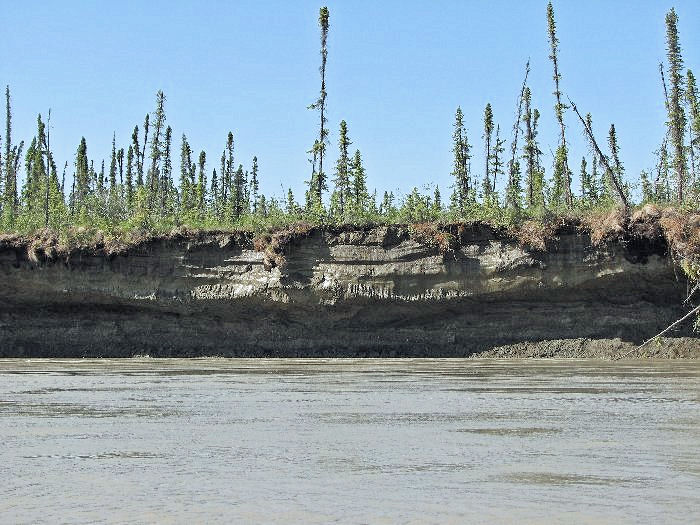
top-left (0, 4), bottom-right (698, 249)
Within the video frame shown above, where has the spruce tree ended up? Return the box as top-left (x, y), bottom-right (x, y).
top-left (109, 133), bottom-right (117, 191)
top-left (139, 114), bottom-right (149, 187)
top-left (3, 86), bottom-right (15, 223)
top-left (482, 103), bottom-right (494, 202)
top-left (0, 134), bottom-right (4, 207)
top-left (506, 60), bottom-right (530, 209)
top-left (579, 157), bottom-right (589, 202)
top-left (162, 126), bottom-right (173, 210)
top-left (61, 161), bottom-right (67, 197)
top-left (655, 142), bottom-right (671, 201)
top-left (665, 8), bottom-right (686, 201)
top-left (250, 156), bottom-right (259, 214)
top-left (43, 110), bottom-right (53, 227)
top-left (547, 1), bottom-right (572, 206)
top-left (210, 168), bottom-right (219, 214)
top-left (125, 145), bottom-right (134, 209)
top-left (131, 125), bottom-right (141, 187)
top-left (490, 124), bottom-right (506, 199)
top-left (640, 170), bottom-right (654, 202)
top-left (522, 88), bottom-right (536, 206)
top-left (75, 137), bottom-right (89, 213)
top-left (433, 185), bottom-right (442, 214)
top-left (590, 155), bottom-right (599, 203)
top-left (180, 134), bottom-right (193, 214)
top-left (98, 160), bottom-right (105, 200)
top-left (224, 132), bottom-right (234, 206)
top-left (148, 91), bottom-right (166, 206)
top-left (117, 148), bottom-right (124, 186)
top-left (451, 106), bottom-right (471, 209)
top-left (287, 188), bottom-right (296, 215)
top-left (309, 6), bottom-right (330, 205)
top-left (333, 120), bottom-right (352, 216)
top-left (233, 164), bottom-right (246, 219)
top-left (686, 69), bottom-right (700, 189)
top-left (350, 149), bottom-right (368, 216)
top-left (197, 151), bottom-right (207, 214)
top-left (607, 124), bottom-right (625, 200)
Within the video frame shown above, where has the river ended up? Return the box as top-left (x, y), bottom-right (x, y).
top-left (1, 359), bottom-right (699, 523)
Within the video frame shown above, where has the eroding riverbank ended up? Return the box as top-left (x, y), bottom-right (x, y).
top-left (1, 218), bottom-right (698, 357)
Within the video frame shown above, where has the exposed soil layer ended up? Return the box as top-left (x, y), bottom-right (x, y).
top-left (1, 217), bottom-right (698, 358)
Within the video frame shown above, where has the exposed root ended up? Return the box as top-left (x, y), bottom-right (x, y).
top-left (253, 222), bottom-right (315, 271)
top-left (408, 223), bottom-right (457, 255)
top-left (582, 207), bottom-right (628, 246)
top-left (512, 219), bottom-right (558, 251)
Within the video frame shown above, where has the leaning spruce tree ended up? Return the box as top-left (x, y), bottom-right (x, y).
top-left (665, 8), bottom-right (686, 201)
top-left (506, 60), bottom-right (530, 209)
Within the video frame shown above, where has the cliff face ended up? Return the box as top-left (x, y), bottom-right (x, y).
top-left (0, 224), bottom-right (697, 357)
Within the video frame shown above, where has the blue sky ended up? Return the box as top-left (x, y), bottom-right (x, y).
top-left (3, 1), bottom-right (699, 202)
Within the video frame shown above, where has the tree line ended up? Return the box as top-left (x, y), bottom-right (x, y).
top-left (0, 4), bottom-right (698, 235)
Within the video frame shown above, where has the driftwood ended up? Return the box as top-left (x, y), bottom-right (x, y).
top-left (617, 303), bottom-right (700, 359)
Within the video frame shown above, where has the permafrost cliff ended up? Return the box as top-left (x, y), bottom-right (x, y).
top-left (1, 222), bottom-right (698, 357)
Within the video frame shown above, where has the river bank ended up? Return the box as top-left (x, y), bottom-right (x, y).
top-left (1, 211), bottom-right (698, 358)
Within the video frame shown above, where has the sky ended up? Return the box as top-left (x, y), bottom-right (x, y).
top-left (3, 0), bottom-right (700, 203)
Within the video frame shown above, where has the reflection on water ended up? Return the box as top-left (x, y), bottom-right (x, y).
top-left (1, 358), bottom-right (699, 523)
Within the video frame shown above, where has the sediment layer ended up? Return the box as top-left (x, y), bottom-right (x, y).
top-left (0, 222), bottom-right (698, 357)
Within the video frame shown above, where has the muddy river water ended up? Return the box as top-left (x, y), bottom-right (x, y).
top-left (1, 358), bottom-right (699, 523)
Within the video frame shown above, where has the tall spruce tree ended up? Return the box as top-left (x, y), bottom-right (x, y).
top-left (491, 124), bottom-right (506, 199)
top-left (250, 156), bottom-right (259, 214)
top-left (210, 168), bottom-right (219, 214)
top-left (139, 114), bottom-right (149, 187)
top-left (224, 132), bottom-right (234, 206)
top-left (522, 88), bottom-right (537, 206)
top-left (482, 103), bottom-right (494, 202)
top-left (665, 8), bottom-right (686, 201)
top-left (309, 6), bottom-right (330, 205)
top-left (607, 124), bottom-right (625, 200)
top-left (162, 126), bottom-right (173, 210)
top-left (686, 69), bottom-right (700, 189)
top-left (131, 125), bottom-right (141, 186)
top-left (3, 86), bottom-right (15, 222)
top-left (109, 133), bottom-right (117, 190)
top-left (117, 148), bottom-right (124, 186)
top-left (197, 151), bottom-right (207, 214)
top-left (547, 1), bottom-right (572, 206)
top-left (451, 106), bottom-right (472, 209)
top-left (147, 91), bottom-right (166, 206)
top-left (125, 145), bottom-right (134, 209)
top-left (180, 134), bottom-right (193, 214)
